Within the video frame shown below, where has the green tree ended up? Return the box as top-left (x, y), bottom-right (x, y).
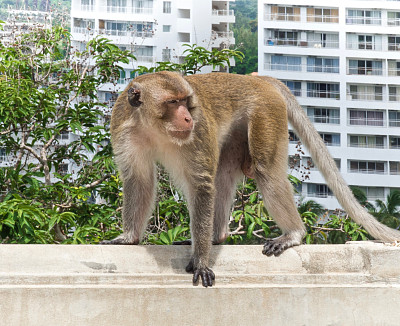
top-left (372, 191), bottom-right (400, 229)
top-left (231, 0), bottom-right (258, 74)
top-left (0, 24), bottom-right (132, 243)
top-left (0, 22), bottom-right (244, 244)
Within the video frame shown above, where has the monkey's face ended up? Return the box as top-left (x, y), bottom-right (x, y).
top-left (126, 72), bottom-right (198, 146)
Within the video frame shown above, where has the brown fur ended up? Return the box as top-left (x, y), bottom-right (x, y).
top-left (103, 71), bottom-right (400, 287)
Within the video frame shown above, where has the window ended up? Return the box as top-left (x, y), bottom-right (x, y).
top-left (349, 161), bottom-right (385, 174)
top-left (81, 0), bottom-right (95, 10)
top-left (389, 111), bottom-right (400, 127)
top-left (348, 60), bottom-right (382, 75)
top-left (162, 48), bottom-right (171, 61)
top-left (388, 61), bottom-right (400, 76)
top-left (307, 184), bottom-right (333, 198)
top-left (59, 163), bottom-right (69, 176)
top-left (358, 35), bottom-right (372, 49)
top-left (288, 131), bottom-right (300, 143)
top-left (307, 83), bottom-right (339, 99)
top-left (307, 107), bottom-right (340, 124)
top-left (0, 148), bottom-right (7, 162)
top-left (307, 57), bottom-right (339, 73)
top-left (163, 1), bottom-right (171, 13)
top-left (388, 12), bottom-right (400, 26)
top-left (349, 110), bottom-right (384, 126)
top-left (355, 187), bottom-right (384, 200)
top-left (390, 137), bottom-right (400, 149)
top-left (307, 32), bottom-right (339, 48)
top-left (349, 135), bottom-right (384, 148)
top-left (319, 133), bottom-right (340, 146)
top-left (388, 36), bottom-right (400, 51)
top-left (347, 10), bottom-right (381, 25)
top-left (307, 7), bottom-right (339, 23)
top-left (282, 81), bottom-right (301, 96)
top-left (271, 55), bottom-right (301, 71)
top-left (349, 85), bottom-right (382, 101)
top-left (56, 131), bottom-right (69, 140)
top-left (390, 162), bottom-right (400, 175)
top-left (271, 6), bottom-right (300, 21)
top-left (389, 86), bottom-right (400, 101)
top-left (163, 25), bottom-right (171, 32)
top-left (272, 30), bottom-right (299, 46)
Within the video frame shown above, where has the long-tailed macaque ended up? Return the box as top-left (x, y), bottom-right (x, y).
top-left (102, 71), bottom-right (400, 287)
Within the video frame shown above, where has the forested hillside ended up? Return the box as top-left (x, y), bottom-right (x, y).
top-left (0, 0), bottom-right (70, 20)
top-left (231, 0), bottom-right (258, 74)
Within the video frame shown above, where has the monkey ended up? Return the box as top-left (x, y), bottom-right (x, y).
top-left (102, 71), bottom-right (400, 287)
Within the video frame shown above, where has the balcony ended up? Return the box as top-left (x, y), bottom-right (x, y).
top-left (264, 13), bottom-right (300, 22)
top-left (346, 41), bottom-right (382, 51)
top-left (264, 63), bottom-right (339, 73)
top-left (264, 38), bottom-right (339, 49)
top-left (100, 6), bottom-right (153, 14)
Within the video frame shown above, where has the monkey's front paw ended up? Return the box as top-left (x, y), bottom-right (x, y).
top-left (262, 234), bottom-right (301, 257)
top-left (193, 267), bottom-right (215, 288)
top-left (185, 259), bottom-right (215, 287)
top-left (100, 235), bottom-right (139, 245)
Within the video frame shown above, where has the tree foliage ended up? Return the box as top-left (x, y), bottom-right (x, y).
top-left (230, 0), bottom-right (258, 74)
top-left (0, 20), bottom-right (378, 246)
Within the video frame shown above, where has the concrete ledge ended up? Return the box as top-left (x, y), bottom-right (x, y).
top-left (1, 243), bottom-right (400, 325)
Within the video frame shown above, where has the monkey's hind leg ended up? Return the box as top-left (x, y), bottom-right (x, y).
top-left (249, 115), bottom-right (306, 256)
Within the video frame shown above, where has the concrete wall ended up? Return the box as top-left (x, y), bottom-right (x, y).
top-left (1, 243), bottom-right (400, 325)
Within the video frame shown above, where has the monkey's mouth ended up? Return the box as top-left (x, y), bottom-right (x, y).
top-left (169, 129), bottom-right (192, 139)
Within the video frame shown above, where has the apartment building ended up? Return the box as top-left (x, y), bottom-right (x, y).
top-left (258, 0), bottom-right (400, 209)
top-left (70, 0), bottom-right (235, 106)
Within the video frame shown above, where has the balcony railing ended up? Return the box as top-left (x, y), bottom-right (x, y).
top-left (306, 15), bottom-right (339, 23)
top-left (101, 6), bottom-right (153, 14)
top-left (346, 16), bottom-right (381, 25)
top-left (265, 38), bottom-right (339, 48)
top-left (308, 115), bottom-right (340, 124)
top-left (348, 168), bottom-right (386, 174)
top-left (73, 27), bottom-right (154, 38)
top-left (389, 119), bottom-right (400, 127)
top-left (347, 92), bottom-right (383, 101)
top-left (389, 43), bottom-right (400, 51)
top-left (264, 13), bottom-right (339, 23)
top-left (212, 9), bottom-right (234, 16)
top-left (81, 4), bottom-right (94, 11)
top-left (349, 143), bottom-right (385, 149)
top-left (388, 18), bottom-right (400, 26)
top-left (264, 63), bottom-right (339, 73)
top-left (388, 68), bottom-right (400, 76)
top-left (307, 90), bottom-right (340, 99)
top-left (346, 41), bottom-right (382, 51)
top-left (264, 13), bottom-right (300, 21)
top-left (348, 67), bottom-right (383, 76)
top-left (212, 31), bottom-right (234, 38)
top-left (349, 118), bottom-right (385, 126)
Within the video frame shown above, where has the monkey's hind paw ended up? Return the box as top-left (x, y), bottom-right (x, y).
top-left (100, 235), bottom-right (139, 245)
top-left (173, 239), bottom-right (192, 245)
top-left (262, 234), bottom-right (301, 257)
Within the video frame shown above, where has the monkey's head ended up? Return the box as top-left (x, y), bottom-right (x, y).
top-left (125, 71), bottom-right (199, 146)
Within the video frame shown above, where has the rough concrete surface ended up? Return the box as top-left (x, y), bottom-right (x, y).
top-left (1, 242), bottom-right (400, 325)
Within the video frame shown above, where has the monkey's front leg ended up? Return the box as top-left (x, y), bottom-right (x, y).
top-left (101, 164), bottom-right (156, 245)
top-left (185, 181), bottom-right (216, 287)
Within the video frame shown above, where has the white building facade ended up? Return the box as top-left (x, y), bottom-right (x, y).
top-left (258, 0), bottom-right (400, 209)
top-left (70, 0), bottom-right (235, 105)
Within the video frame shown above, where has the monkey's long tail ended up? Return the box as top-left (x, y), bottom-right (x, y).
top-left (280, 84), bottom-right (400, 242)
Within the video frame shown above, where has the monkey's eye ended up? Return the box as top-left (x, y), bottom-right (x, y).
top-left (166, 99), bottom-right (179, 104)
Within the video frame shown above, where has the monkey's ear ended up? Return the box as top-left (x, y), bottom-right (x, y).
top-left (127, 87), bottom-right (142, 108)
